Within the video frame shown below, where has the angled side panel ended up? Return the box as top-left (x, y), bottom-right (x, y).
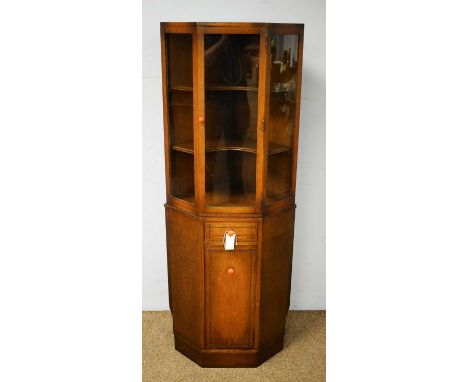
top-left (259, 207), bottom-right (295, 348)
top-left (166, 206), bottom-right (203, 347)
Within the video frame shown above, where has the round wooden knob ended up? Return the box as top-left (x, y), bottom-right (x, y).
top-left (227, 267), bottom-right (235, 275)
top-left (198, 116), bottom-right (205, 123)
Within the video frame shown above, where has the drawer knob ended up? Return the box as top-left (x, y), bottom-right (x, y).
top-left (227, 267), bottom-right (235, 275)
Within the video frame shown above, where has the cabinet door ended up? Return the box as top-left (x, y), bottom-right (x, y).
top-left (202, 33), bottom-right (263, 211)
top-left (205, 247), bottom-right (257, 349)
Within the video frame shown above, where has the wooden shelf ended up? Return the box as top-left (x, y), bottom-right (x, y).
top-left (171, 138), bottom-right (290, 155)
top-left (268, 142), bottom-right (292, 155)
top-left (174, 188), bottom-right (255, 207)
top-left (170, 84), bottom-right (258, 92)
top-left (205, 185), bottom-right (256, 207)
top-left (170, 85), bottom-right (193, 91)
top-left (206, 84), bottom-right (258, 92)
top-left (173, 193), bottom-right (195, 204)
top-left (175, 190), bottom-right (290, 207)
top-left (171, 142), bottom-right (195, 154)
top-left (266, 193), bottom-right (291, 204)
top-left (206, 137), bottom-right (256, 153)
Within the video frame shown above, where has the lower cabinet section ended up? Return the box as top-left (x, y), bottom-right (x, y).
top-left (165, 205), bottom-right (296, 367)
top-left (205, 246), bottom-right (257, 349)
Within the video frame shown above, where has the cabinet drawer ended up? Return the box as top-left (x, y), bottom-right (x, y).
top-left (205, 222), bottom-right (257, 246)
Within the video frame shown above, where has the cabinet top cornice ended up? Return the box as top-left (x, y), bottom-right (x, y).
top-left (161, 22), bottom-right (304, 29)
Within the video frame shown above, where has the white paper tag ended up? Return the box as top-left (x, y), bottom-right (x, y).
top-left (224, 233), bottom-right (236, 251)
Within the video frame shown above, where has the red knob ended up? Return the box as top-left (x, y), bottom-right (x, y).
top-left (227, 267), bottom-right (235, 275)
top-left (198, 116), bottom-right (205, 123)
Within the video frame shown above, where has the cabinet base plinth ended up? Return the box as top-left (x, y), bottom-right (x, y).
top-left (174, 334), bottom-right (284, 368)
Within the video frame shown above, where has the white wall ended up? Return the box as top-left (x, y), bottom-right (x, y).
top-left (143, 0), bottom-right (325, 310)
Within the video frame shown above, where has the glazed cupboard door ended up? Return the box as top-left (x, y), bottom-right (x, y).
top-left (205, 247), bottom-right (257, 349)
top-left (265, 32), bottom-right (303, 206)
top-left (198, 28), bottom-right (266, 213)
top-left (161, 27), bottom-right (197, 212)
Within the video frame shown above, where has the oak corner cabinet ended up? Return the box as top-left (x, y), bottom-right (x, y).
top-left (160, 22), bottom-right (304, 368)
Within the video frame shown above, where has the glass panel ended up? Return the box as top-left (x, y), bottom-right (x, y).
top-left (204, 34), bottom-right (259, 207)
top-left (267, 35), bottom-right (299, 203)
top-left (167, 34), bottom-right (194, 203)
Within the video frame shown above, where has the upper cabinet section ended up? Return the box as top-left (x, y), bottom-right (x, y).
top-left (161, 23), bottom-right (303, 215)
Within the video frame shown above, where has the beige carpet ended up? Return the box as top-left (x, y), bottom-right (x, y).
top-left (143, 310), bottom-right (325, 381)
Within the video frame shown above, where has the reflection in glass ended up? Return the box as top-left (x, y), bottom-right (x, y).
top-left (267, 35), bottom-right (299, 203)
top-left (204, 34), bottom-right (259, 207)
